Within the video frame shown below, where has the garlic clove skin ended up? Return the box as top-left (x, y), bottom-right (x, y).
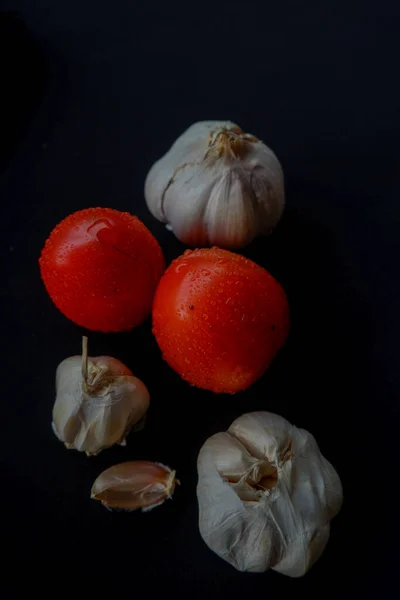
top-left (197, 411), bottom-right (342, 576)
top-left (197, 446), bottom-right (275, 572)
top-left (228, 411), bottom-right (294, 462)
top-left (144, 121), bottom-right (284, 249)
top-left (91, 461), bottom-right (178, 511)
top-left (145, 121), bottom-right (231, 222)
top-left (52, 338), bottom-right (150, 456)
top-left (229, 412), bottom-right (343, 521)
top-left (163, 159), bottom-right (259, 249)
top-left (204, 432), bottom-right (277, 487)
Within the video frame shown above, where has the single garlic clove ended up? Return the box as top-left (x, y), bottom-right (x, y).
top-left (91, 461), bottom-right (178, 511)
top-left (52, 337), bottom-right (150, 455)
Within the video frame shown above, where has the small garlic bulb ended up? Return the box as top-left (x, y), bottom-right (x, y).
top-left (144, 120), bottom-right (284, 249)
top-left (197, 412), bottom-right (342, 576)
top-left (52, 337), bottom-right (149, 455)
top-left (91, 461), bottom-right (179, 511)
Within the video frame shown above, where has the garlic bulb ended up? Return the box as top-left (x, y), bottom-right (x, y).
top-left (144, 120), bottom-right (284, 249)
top-left (52, 337), bottom-right (149, 455)
top-left (91, 461), bottom-right (179, 511)
top-left (197, 412), bottom-right (342, 576)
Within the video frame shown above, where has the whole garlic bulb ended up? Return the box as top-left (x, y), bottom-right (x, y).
top-left (144, 121), bottom-right (284, 249)
top-left (52, 337), bottom-right (150, 455)
top-left (197, 412), bottom-right (342, 576)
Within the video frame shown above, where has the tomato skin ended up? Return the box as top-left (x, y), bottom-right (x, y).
top-left (39, 208), bottom-right (165, 332)
top-left (152, 248), bottom-right (290, 394)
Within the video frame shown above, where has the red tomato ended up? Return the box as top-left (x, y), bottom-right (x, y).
top-left (152, 248), bottom-right (290, 393)
top-left (40, 208), bottom-right (165, 331)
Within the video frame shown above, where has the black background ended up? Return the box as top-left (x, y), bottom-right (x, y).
top-left (1, 1), bottom-right (399, 597)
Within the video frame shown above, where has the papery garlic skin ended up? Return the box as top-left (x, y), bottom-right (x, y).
top-left (144, 121), bottom-right (284, 249)
top-left (91, 461), bottom-right (178, 511)
top-left (52, 340), bottom-right (149, 455)
top-left (197, 412), bottom-right (342, 576)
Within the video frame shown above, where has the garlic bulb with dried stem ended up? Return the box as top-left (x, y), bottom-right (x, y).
top-left (52, 337), bottom-right (149, 455)
top-left (197, 412), bottom-right (342, 576)
top-left (91, 461), bottom-right (179, 511)
top-left (144, 120), bottom-right (284, 249)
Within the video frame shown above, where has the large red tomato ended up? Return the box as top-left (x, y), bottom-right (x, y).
top-left (152, 248), bottom-right (289, 393)
top-left (40, 208), bottom-right (164, 331)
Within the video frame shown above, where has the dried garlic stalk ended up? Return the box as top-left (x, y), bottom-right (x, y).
top-left (52, 337), bottom-right (149, 455)
top-left (197, 411), bottom-right (342, 576)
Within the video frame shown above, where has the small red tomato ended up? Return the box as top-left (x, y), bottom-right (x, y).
top-left (40, 208), bottom-right (165, 332)
top-left (152, 248), bottom-right (290, 394)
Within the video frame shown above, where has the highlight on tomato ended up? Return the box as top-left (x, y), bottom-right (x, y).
top-left (152, 247), bottom-right (290, 394)
top-left (39, 207), bottom-right (165, 332)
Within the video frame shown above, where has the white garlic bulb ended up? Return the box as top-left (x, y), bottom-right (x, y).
top-left (197, 411), bottom-right (342, 576)
top-left (144, 120), bottom-right (284, 249)
top-left (52, 337), bottom-right (150, 455)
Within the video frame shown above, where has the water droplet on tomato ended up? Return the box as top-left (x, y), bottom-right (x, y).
top-left (175, 262), bottom-right (187, 273)
top-left (202, 314), bottom-right (208, 320)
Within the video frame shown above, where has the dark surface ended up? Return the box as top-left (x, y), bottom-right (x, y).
top-left (1, 1), bottom-right (399, 597)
